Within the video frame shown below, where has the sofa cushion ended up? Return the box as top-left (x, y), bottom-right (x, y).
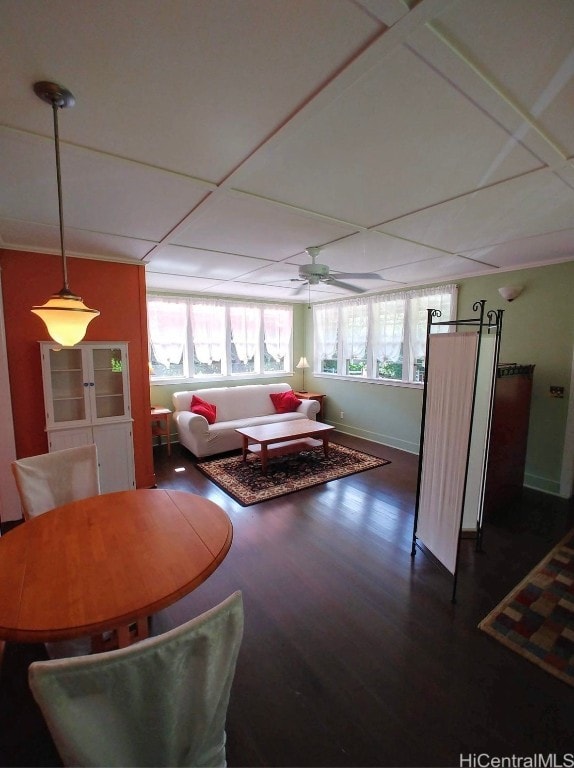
top-left (190, 395), bottom-right (217, 425)
top-left (270, 391), bottom-right (302, 413)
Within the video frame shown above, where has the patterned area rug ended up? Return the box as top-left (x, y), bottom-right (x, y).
top-left (197, 444), bottom-right (390, 506)
top-left (478, 527), bottom-right (574, 686)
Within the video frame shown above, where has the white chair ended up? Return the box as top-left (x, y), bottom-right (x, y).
top-left (12, 444), bottom-right (101, 658)
top-left (28, 591), bottom-right (244, 768)
top-left (11, 444), bottom-right (100, 521)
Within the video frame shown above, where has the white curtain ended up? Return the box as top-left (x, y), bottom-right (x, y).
top-left (190, 303), bottom-right (225, 364)
top-left (416, 332), bottom-right (478, 574)
top-left (263, 307), bottom-right (292, 362)
top-left (341, 301), bottom-right (368, 360)
top-left (229, 305), bottom-right (259, 363)
top-left (371, 295), bottom-right (406, 363)
top-left (409, 285), bottom-right (457, 361)
top-left (313, 304), bottom-right (339, 362)
top-left (147, 298), bottom-right (187, 368)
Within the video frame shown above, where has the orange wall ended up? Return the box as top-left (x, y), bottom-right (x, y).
top-left (0, 249), bottom-right (155, 489)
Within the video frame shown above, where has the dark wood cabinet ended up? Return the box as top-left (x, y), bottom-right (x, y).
top-left (483, 364), bottom-right (535, 520)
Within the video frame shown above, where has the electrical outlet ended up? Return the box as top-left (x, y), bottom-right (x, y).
top-left (549, 386), bottom-right (564, 398)
top-left (340, 410), bottom-right (344, 419)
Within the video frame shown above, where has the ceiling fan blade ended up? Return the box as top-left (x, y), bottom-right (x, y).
top-left (291, 281), bottom-right (308, 295)
top-left (325, 278), bottom-right (365, 293)
top-left (333, 272), bottom-right (382, 280)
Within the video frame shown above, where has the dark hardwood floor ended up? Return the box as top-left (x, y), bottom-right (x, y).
top-left (1, 433), bottom-right (573, 767)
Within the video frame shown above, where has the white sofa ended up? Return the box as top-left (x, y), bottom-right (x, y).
top-left (172, 383), bottom-right (320, 458)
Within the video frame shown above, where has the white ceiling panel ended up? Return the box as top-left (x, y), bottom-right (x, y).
top-left (464, 229), bottom-right (574, 270)
top-left (378, 254), bottom-right (495, 283)
top-left (383, 168), bottom-right (574, 254)
top-left (436, 0), bottom-right (574, 147)
top-left (233, 262), bottom-right (310, 286)
top-left (301, 230), bottom-right (451, 272)
top-left (0, 130), bottom-right (210, 241)
top-left (1, 0), bottom-right (572, 303)
top-left (147, 245), bottom-right (270, 280)
top-left (145, 271), bottom-right (223, 294)
top-left (231, 42), bottom-right (541, 226)
top-left (172, 192), bottom-right (357, 258)
top-left (355, 0), bottom-right (410, 26)
top-left (1, 0), bottom-right (381, 182)
top-left (0, 219), bottom-right (151, 262)
top-left (199, 280), bottom-right (302, 302)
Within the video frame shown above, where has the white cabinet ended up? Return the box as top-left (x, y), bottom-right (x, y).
top-left (40, 342), bottom-right (135, 493)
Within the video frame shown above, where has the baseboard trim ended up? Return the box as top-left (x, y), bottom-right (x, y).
top-left (325, 422), bottom-right (419, 455)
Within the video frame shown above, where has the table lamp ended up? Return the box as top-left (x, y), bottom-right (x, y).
top-left (296, 356), bottom-right (310, 392)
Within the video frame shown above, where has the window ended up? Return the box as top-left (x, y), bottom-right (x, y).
top-left (148, 298), bottom-right (187, 377)
top-left (148, 296), bottom-right (292, 381)
top-left (313, 285), bottom-right (457, 384)
top-left (342, 302), bottom-right (368, 376)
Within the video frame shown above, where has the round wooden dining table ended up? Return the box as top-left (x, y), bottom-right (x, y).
top-left (0, 489), bottom-right (232, 650)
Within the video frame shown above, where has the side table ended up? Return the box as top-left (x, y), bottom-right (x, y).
top-left (294, 391), bottom-right (326, 422)
top-left (150, 407), bottom-right (172, 455)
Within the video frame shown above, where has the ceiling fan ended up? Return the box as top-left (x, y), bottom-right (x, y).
top-left (290, 247), bottom-right (382, 295)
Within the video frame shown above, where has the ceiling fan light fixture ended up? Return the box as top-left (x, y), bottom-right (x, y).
top-left (31, 81), bottom-right (99, 346)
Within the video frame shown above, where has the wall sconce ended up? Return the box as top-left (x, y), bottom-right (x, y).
top-left (498, 286), bottom-right (523, 302)
top-left (31, 81), bottom-right (99, 347)
top-left (296, 356), bottom-right (310, 392)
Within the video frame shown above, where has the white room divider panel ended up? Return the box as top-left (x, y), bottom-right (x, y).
top-left (415, 332), bottom-right (478, 574)
top-left (461, 334), bottom-right (497, 534)
top-left (412, 301), bottom-right (503, 602)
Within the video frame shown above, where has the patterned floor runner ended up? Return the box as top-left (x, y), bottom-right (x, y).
top-left (478, 527), bottom-right (574, 686)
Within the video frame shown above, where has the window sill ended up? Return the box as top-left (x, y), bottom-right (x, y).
top-left (314, 373), bottom-right (423, 390)
top-left (150, 372), bottom-right (295, 386)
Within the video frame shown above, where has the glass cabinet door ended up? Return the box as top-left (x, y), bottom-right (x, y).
top-left (46, 347), bottom-right (88, 424)
top-left (90, 346), bottom-right (129, 420)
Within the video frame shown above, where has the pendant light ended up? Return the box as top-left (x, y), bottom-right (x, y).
top-left (31, 81), bottom-right (99, 347)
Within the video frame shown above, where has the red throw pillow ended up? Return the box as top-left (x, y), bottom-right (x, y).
top-left (270, 391), bottom-right (302, 414)
top-left (190, 394), bottom-right (217, 425)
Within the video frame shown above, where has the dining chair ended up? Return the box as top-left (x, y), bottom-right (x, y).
top-left (11, 444), bottom-right (101, 658)
top-left (11, 444), bottom-right (101, 521)
top-left (28, 591), bottom-right (244, 767)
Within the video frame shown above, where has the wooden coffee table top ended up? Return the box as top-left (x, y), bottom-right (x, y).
top-left (0, 489), bottom-right (232, 644)
top-left (236, 418), bottom-right (333, 444)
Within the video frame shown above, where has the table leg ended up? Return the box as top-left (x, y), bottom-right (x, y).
top-left (261, 443), bottom-right (269, 475)
top-left (323, 437), bottom-right (330, 458)
top-left (166, 416), bottom-right (171, 456)
top-left (241, 435), bottom-right (248, 461)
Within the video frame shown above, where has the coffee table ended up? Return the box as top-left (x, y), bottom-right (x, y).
top-left (236, 418), bottom-right (334, 475)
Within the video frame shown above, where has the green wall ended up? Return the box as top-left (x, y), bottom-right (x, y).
top-left (303, 261), bottom-right (574, 496)
top-left (149, 263), bottom-right (573, 496)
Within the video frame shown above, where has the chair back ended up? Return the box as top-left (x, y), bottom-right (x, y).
top-left (12, 444), bottom-right (100, 520)
top-left (28, 591), bottom-right (244, 767)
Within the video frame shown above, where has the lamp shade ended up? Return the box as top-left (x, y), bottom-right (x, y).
top-left (498, 286), bottom-right (523, 302)
top-left (296, 356), bottom-right (310, 369)
top-left (32, 292), bottom-right (100, 347)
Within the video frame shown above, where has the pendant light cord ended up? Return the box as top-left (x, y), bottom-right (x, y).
top-left (51, 99), bottom-right (69, 292)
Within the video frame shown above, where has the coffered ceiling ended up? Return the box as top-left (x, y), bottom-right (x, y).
top-left (1, 0), bottom-right (573, 303)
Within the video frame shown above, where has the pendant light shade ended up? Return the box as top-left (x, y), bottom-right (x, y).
top-left (32, 290), bottom-right (100, 347)
top-left (31, 81), bottom-right (99, 346)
